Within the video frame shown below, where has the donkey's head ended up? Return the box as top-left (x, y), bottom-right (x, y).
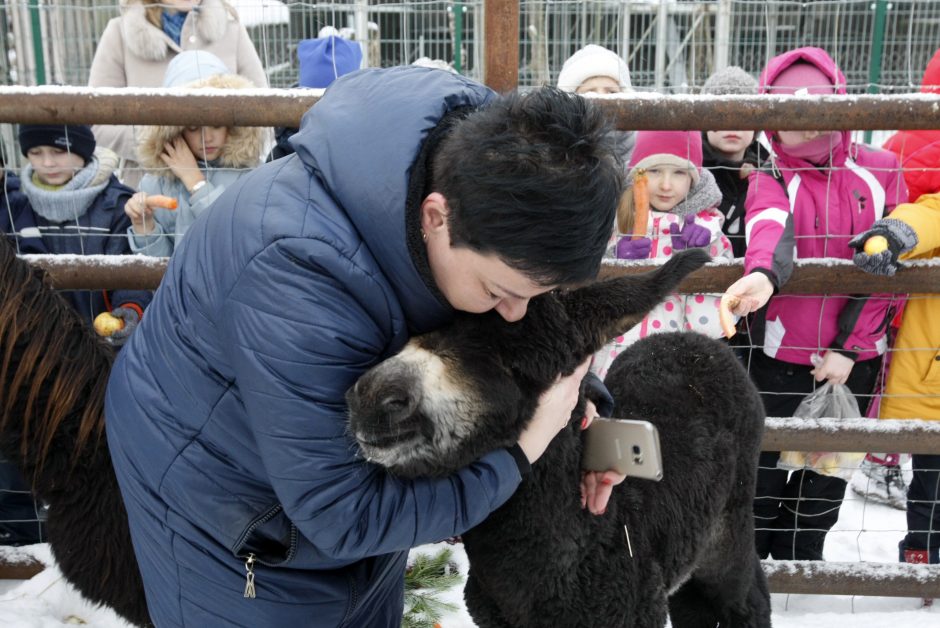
top-left (347, 249), bottom-right (709, 477)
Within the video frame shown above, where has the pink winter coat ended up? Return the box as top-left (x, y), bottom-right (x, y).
top-left (744, 47), bottom-right (908, 366)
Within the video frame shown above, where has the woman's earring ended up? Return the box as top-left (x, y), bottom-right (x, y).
top-left (421, 230), bottom-right (428, 242)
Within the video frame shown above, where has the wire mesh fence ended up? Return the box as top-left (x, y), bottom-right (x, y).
top-left (3, 1), bottom-right (940, 91)
top-left (0, 0), bottom-right (939, 597)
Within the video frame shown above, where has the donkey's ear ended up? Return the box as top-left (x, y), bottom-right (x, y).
top-left (558, 249), bottom-right (710, 356)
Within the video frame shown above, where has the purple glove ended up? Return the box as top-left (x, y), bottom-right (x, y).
top-left (615, 236), bottom-right (652, 260)
top-left (668, 214), bottom-right (712, 250)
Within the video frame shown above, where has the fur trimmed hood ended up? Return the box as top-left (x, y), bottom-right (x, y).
top-left (119, 0), bottom-right (236, 62)
top-left (137, 72), bottom-right (264, 174)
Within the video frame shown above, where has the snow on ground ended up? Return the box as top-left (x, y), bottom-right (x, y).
top-left (0, 485), bottom-right (935, 626)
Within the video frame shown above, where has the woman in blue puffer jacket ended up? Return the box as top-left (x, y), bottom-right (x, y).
top-left (105, 66), bottom-right (625, 626)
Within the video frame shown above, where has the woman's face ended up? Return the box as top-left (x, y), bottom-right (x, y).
top-left (422, 195), bottom-right (554, 323)
top-left (182, 126), bottom-right (228, 161)
top-left (645, 165), bottom-right (694, 212)
top-left (26, 146), bottom-right (85, 186)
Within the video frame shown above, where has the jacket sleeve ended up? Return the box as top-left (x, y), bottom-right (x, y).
top-left (106, 191), bottom-right (153, 313)
top-left (219, 237), bottom-right (522, 561)
top-left (88, 20), bottom-right (138, 163)
top-left (743, 170), bottom-right (795, 288)
top-left (891, 193), bottom-right (940, 258)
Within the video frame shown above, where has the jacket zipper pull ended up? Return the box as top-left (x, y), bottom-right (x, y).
top-left (244, 553), bottom-right (257, 599)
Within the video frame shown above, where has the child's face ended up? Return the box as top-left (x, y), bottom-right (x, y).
top-left (576, 76), bottom-right (621, 95)
top-left (26, 146), bottom-right (85, 186)
top-left (182, 126), bottom-right (229, 162)
top-left (776, 129), bottom-right (828, 147)
top-left (646, 165), bottom-right (694, 212)
top-left (705, 131), bottom-right (754, 161)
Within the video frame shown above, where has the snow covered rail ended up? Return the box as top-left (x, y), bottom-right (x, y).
top-left (764, 560), bottom-right (940, 598)
top-left (23, 254), bottom-right (940, 295)
top-left (3, 86), bottom-right (940, 131)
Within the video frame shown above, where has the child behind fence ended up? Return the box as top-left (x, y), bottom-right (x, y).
top-left (590, 130), bottom-right (734, 380)
top-left (724, 46), bottom-right (908, 561)
top-left (0, 127), bottom-right (151, 545)
top-left (124, 51), bottom-right (264, 257)
top-left (850, 45), bottom-right (940, 512)
top-left (849, 198), bottom-right (940, 570)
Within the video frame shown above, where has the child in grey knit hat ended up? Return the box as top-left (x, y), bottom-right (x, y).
top-left (700, 66), bottom-right (768, 258)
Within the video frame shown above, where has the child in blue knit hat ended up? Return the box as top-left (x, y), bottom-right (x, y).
top-left (266, 32), bottom-right (363, 161)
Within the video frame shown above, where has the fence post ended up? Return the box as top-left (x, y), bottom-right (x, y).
top-left (483, 0), bottom-right (518, 92)
top-left (27, 0), bottom-right (45, 85)
top-left (453, 2), bottom-right (464, 74)
top-left (713, 0), bottom-right (732, 73)
top-left (864, 0), bottom-right (889, 144)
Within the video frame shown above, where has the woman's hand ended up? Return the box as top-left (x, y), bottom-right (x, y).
top-left (517, 358), bottom-right (591, 464)
top-left (124, 191), bottom-right (155, 235)
top-left (160, 137), bottom-right (204, 192)
top-left (579, 399), bottom-right (627, 515)
top-left (724, 272), bottom-right (774, 316)
top-left (811, 351), bottom-right (855, 385)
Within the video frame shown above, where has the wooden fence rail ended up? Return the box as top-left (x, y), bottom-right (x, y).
top-left (4, 86), bottom-right (940, 131)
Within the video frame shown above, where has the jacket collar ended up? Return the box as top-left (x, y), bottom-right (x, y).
top-left (120, 0), bottom-right (230, 61)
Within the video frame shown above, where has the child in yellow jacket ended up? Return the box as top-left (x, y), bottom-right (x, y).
top-left (850, 192), bottom-right (940, 565)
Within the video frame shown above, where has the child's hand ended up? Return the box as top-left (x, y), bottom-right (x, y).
top-left (724, 272), bottom-right (774, 315)
top-left (847, 218), bottom-right (919, 277)
top-left (668, 214), bottom-right (712, 250)
top-left (125, 192), bottom-right (155, 235)
top-left (615, 236), bottom-right (652, 260)
top-left (810, 350), bottom-right (854, 385)
top-left (160, 137), bottom-right (204, 193)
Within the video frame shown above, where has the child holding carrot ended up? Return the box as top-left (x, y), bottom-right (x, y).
top-left (7, 123), bottom-right (151, 343)
top-left (591, 130), bottom-right (734, 380)
top-left (125, 50), bottom-right (264, 256)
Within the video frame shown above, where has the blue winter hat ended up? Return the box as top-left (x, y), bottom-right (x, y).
top-left (298, 36), bottom-right (362, 88)
top-left (163, 50), bottom-right (231, 87)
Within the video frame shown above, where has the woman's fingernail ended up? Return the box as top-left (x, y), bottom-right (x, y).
top-left (580, 416), bottom-right (589, 430)
top-left (601, 478), bottom-right (613, 486)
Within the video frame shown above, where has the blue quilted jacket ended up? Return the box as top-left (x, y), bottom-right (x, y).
top-left (105, 67), bottom-right (524, 627)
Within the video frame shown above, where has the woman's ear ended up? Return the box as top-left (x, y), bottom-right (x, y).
top-left (420, 192), bottom-right (450, 239)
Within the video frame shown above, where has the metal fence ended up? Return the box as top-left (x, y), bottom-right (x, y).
top-left (3, 1), bottom-right (940, 92)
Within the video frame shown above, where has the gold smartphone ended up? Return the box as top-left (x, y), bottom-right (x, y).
top-left (582, 418), bottom-right (664, 481)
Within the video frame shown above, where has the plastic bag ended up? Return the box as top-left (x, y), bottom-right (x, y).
top-left (778, 382), bottom-right (864, 481)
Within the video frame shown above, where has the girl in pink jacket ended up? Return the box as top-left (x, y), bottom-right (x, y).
top-left (591, 130), bottom-right (734, 380)
top-left (726, 47), bottom-right (908, 561)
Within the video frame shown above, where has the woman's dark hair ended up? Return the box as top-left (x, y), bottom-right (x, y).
top-left (432, 87), bottom-right (623, 286)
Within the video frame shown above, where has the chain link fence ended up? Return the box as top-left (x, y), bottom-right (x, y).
top-left (3, 1), bottom-right (940, 91)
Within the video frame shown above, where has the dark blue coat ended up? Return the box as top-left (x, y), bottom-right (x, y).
top-left (1, 173), bottom-right (42, 252)
top-left (105, 67), bottom-right (525, 626)
top-left (1, 172), bottom-right (151, 324)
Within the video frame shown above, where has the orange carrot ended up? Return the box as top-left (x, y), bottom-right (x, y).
top-left (146, 195), bottom-right (178, 210)
top-left (631, 169), bottom-right (649, 240)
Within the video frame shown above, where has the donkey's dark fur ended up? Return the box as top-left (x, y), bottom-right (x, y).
top-left (348, 249), bottom-right (771, 628)
top-left (0, 238), bottom-right (150, 626)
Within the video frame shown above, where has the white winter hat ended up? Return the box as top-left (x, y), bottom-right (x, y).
top-left (556, 45), bottom-right (632, 93)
